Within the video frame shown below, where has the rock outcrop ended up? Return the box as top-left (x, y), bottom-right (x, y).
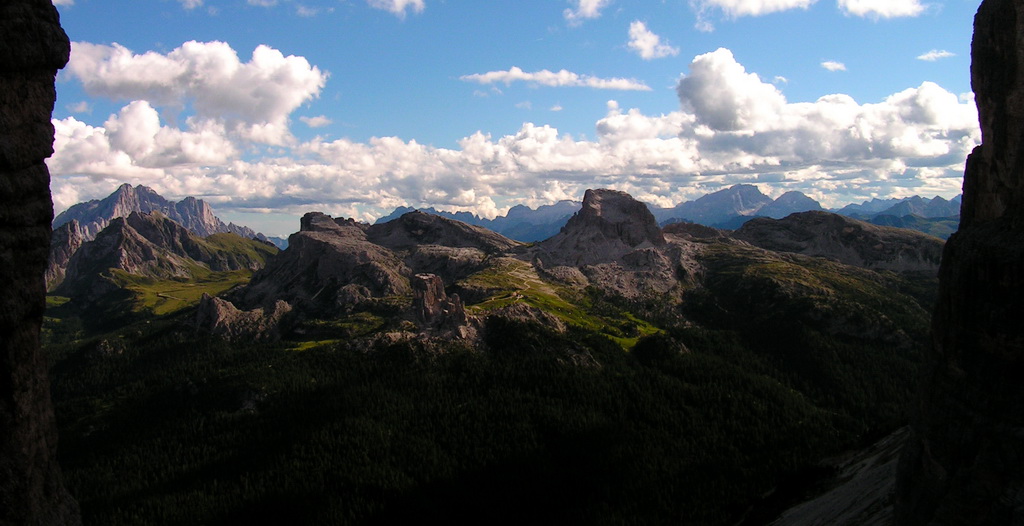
top-left (734, 211), bottom-right (944, 274)
top-left (194, 294), bottom-right (292, 343)
top-left (411, 273), bottom-right (473, 338)
top-left (237, 212), bottom-right (412, 313)
top-left (0, 1), bottom-right (81, 524)
top-left (895, 0), bottom-right (1024, 523)
top-left (539, 188), bottom-right (666, 266)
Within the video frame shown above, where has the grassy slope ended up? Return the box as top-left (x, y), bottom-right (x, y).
top-left (458, 258), bottom-right (660, 348)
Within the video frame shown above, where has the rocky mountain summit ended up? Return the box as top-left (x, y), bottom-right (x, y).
top-left (47, 184), bottom-right (277, 291)
top-left (54, 183), bottom-right (266, 241)
top-left (56, 211), bottom-right (277, 303)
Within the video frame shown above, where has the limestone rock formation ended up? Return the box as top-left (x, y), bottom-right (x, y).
top-left (895, 0), bottom-right (1024, 523)
top-left (539, 188), bottom-right (666, 266)
top-left (534, 189), bottom-right (692, 299)
top-left (734, 211), bottom-right (944, 274)
top-left (411, 273), bottom-right (473, 338)
top-left (0, 0), bottom-right (81, 524)
top-left (45, 219), bottom-right (83, 291)
top-left (194, 294), bottom-right (292, 342)
top-left (238, 212), bottom-right (412, 313)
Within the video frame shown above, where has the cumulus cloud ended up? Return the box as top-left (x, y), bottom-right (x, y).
top-left (838, 0), bottom-right (925, 18)
top-left (628, 21), bottom-right (680, 60)
top-left (821, 60), bottom-right (846, 71)
top-left (918, 49), bottom-right (955, 61)
top-left (460, 67), bottom-right (651, 91)
top-left (677, 49), bottom-right (786, 131)
top-left (300, 115), bottom-right (333, 128)
top-left (564, 0), bottom-right (611, 25)
top-left (367, 0), bottom-right (424, 18)
top-left (65, 41), bottom-right (327, 145)
top-left (50, 47), bottom-right (978, 233)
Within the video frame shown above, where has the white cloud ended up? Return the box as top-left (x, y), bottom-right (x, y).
top-left (564, 0), bottom-right (611, 25)
top-left (65, 41), bottom-right (327, 145)
top-left (49, 47), bottom-right (978, 233)
top-left (693, 0), bottom-right (816, 29)
top-left (838, 0), bottom-right (925, 18)
top-left (677, 48), bottom-right (786, 131)
top-left (822, 60), bottom-right (846, 71)
top-left (52, 0), bottom-right (74, 6)
top-left (248, 0), bottom-right (277, 6)
top-left (627, 21), bottom-right (680, 60)
top-left (551, 104), bottom-right (564, 112)
top-left (460, 67), bottom-right (651, 91)
top-left (179, 0), bottom-right (203, 9)
top-left (300, 115), bottom-right (333, 128)
top-left (367, 0), bottom-right (424, 18)
top-left (918, 49), bottom-right (955, 61)
top-left (516, 101), bottom-right (533, 110)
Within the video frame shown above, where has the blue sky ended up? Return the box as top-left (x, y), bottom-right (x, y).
top-left (50, 0), bottom-right (981, 236)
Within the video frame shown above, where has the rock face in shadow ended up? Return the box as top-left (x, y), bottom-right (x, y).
top-left (0, 1), bottom-right (81, 524)
top-left (734, 211), bottom-right (944, 274)
top-left (895, 0), bottom-right (1024, 523)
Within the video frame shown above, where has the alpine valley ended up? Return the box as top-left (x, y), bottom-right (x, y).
top-left (44, 182), bottom-right (947, 524)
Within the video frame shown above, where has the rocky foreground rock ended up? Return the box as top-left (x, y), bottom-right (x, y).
top-left (0, 1), bottom-right (80, 523)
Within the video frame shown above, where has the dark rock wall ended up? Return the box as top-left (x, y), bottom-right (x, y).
top-left (0, 1), bottom-right (80, 524)
top-left (896, 0), bottom-right (1024, 524)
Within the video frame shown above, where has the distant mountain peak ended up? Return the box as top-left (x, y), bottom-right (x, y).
top-left (54, 184), bottom-right (265, 242)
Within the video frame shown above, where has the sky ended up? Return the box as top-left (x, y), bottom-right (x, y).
top-left (49, 0), bottom-right (982, 236)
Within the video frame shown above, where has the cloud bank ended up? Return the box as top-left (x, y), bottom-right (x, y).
top-left (50, 41), bottom-right (978, 234)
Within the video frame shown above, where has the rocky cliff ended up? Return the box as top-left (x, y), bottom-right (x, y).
top-left (895, 0), bottom-right (1024, 523)
top-left (0, 1), bottom-right (81, 524)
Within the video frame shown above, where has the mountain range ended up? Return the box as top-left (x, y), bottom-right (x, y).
top-left (46, 186), bottom-right (945, 524)
top-left (376, 184), bottom-right (962, 242)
